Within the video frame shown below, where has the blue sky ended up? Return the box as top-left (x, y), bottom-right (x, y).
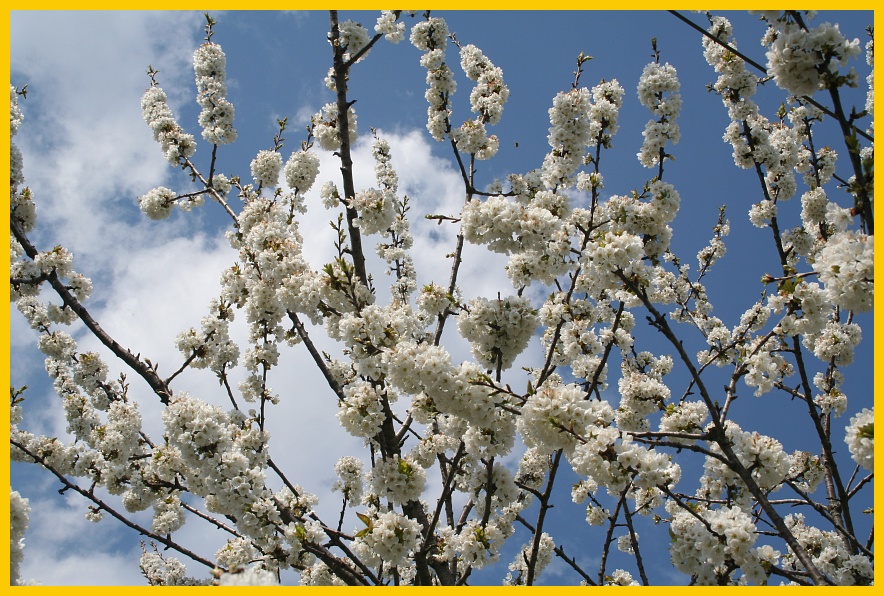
top-left (9, 10), bottom-right (874, 585)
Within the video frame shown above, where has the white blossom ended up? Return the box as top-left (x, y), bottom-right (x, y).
top-left (370, 455), bottom-right (426, 505)
top-left (312, 103), bottom-right (358, 151)
top-left (409, 17), bottom-right (448, 51)
top-left (215, 537), bottom-right (259, 572)
top-left (702, 422), bottom-right (791, 496)
top-left (812, 230), bottom-right (874, 313)
top-left (217, 566), bottom-right (279, 585)
top-left (437, 519), bottom-right (503, 569)
top-left (250, 149), bottom-right (283, 188)
top-left (152, 494), bottom-right (186, 535)
top-left (351, 510), bottom-right (421, 568)
top-left (137, 186), bottom-right (176, 220)
top-left (505, 532), bottom-right (554, 584)
top-left (350, 188), bottom-right (395, 235)
top-left (336, 381), bottom-right (384, 438)
top-left (458, 295), bottom-right (538, 370)
top-left (193, 42), bottom-right (237, 144)
top-left (375, 11), bottom-right (405, 43)
top-left (542, 87), bottom-right (593, 188)
top-left (668, 503), bottom-right (762, 585)
top-left (141, 86), bottom-right (197, 165)
top-left (417, 282), bottom-right (453, 316)
top-left (338, 20), bottom-right (370, 62)
top-left (806, 320), bottom-right (862, 366)
top-left (637, 61), bottom-right (681, 168)
top-left (332, 456), bottom-right (364, 503)
top-left (460, 43), bottom-right (509, 126)
top-left (606, 569), bottom-right (640, 585)
top-left (781, 513), bottom-right (873, 584)
top-left (519, 382), bottom-right (612, 453)
top-left (765, 21), bottom-right (861, 96)
top-left (845, 407), bottom-right (873, 470)
top-left (300, 561), bottom-right (347, 585)
top-left (284, 150), bottom-right (320, 193)
top-left (9, 490), bottom-right (30, 585)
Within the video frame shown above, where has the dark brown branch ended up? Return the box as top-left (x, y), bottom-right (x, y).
top-left (422, 442), bottom-right (466, 554)
top-left (10, 216), bottom-right (173, 404)
top-left (622, 499), bottom-right (649, 585)
top-left (597, 492), bottom-right (625, 585)
top-left (328, 10), bottom-right (369, 288)
top-left (525, 449), bottom-right (562, 585)
top-left (12, 439), bottom-right (218, 571)
top-left (288, 311), bottom-right (345, 400)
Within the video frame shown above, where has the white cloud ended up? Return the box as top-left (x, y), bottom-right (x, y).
top-left (18, 489), bottom-right (148, 586)
top-left (11, 11), bottom-right (204, 273)
top-left (23, 549), bottom-right (145, 586)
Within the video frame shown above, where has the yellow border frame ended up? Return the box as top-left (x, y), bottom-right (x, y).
top-left (2, 3), bottom-right (879, 591)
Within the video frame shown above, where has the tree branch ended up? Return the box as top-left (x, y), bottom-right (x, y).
top-left (10, 216), bottom-right (173, 404)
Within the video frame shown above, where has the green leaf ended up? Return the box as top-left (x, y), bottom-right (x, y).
top-left (356, 511), bottom-right (372, 527)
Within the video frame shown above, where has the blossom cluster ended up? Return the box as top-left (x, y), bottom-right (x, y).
top-left (348, 137), bottom-right (401, 236)
top-left (448, 43), bottom-right (509, 159)
top-left (780, 513), bottom-right (873, 584)
top-left (762, 15), bottom-right (862, 97)
top-left (457, 295), bottom-right (538, 370)
top-left (174, 298), bottom-right (240, 374)
top-left (312, 102), bottom-right (359, 151)
top-left (460, 44), bottom-right (509, 125)
top-left (137, 186), bottom-right (177, 220)
top-left (9, 86), bottom-right (37, 232)
top-left (370, 455), bottom-right (427, 505)
top-left (193, 42), bottom-right (237, 144)
top-left (332, 456), bottom-right (364, 503)
top-left (437, 518), bottom-right (506, 570)
top-left (616, 351), bottom-right (673, 431)
top-left (412, 17), bottom-right (454, 141)
top-left (505, 532), bottom-right (554, 585)
top-left (141, 86), bottom-right (197, 165)
top-left (636, 61), bottom-right (682, 168)
top-left (338, 20), bottom-right (370, 62)
top-left (139, 550), bottom-right (195, 585)
top-left (844, 407), bottom-right (873, 471)
top-left (541, 88), bottom-right (592, 189)
top-left (216, 566), bottom-right (279, 586)
top-left (284, 150), bottom-right (321, 194)
top-left (250, 149), bottom-right (283, 188)
top-left (701, 421), bottom-right (791, 499)
top-left (375, 11), bottom-right (405, 44)
top-left (451, 119), bottom-right (499, 159)
top-left (10, 490), bottom-right (30, 585)
top-left (812, 230), bottom-right (873, 313)
top-left (351, 510), bottom-right (422, 567)
top-left (668, 501), bottom-right (774, 585)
